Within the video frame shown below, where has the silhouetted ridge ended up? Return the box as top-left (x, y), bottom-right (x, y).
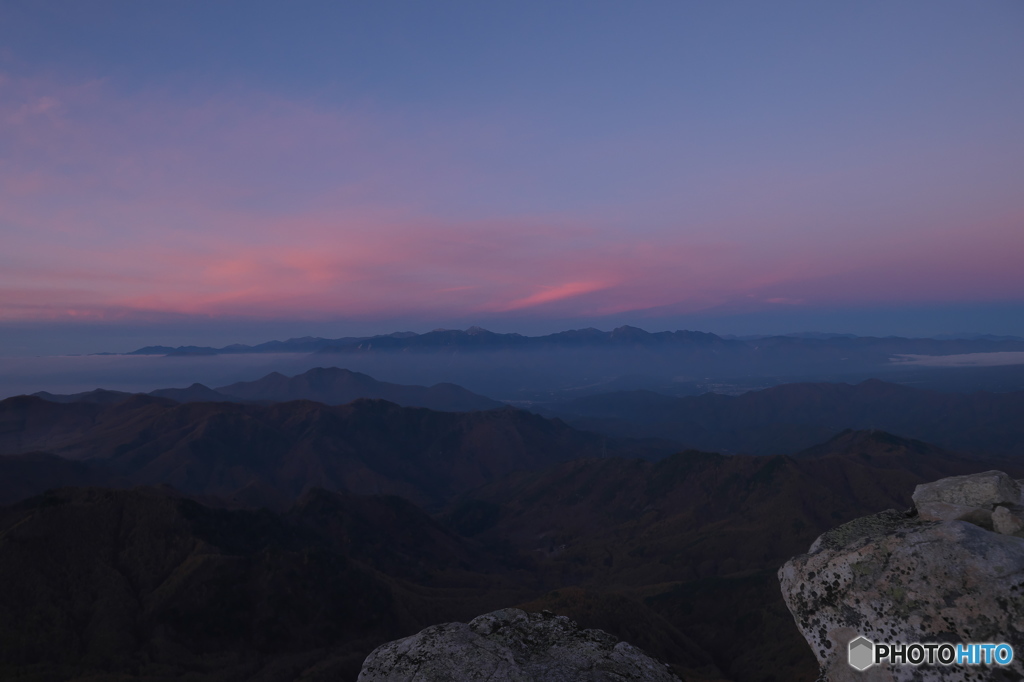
top-left (215, 366), bottom-right (502, 411)
top-left (793, 428), bottom-right (945, 459)
top-left (117, 326), bottom-right (1024, 360)
top-left (547, 379), bottom-right (1024, 456)
top-left (31, 388), bottom-right (133, 404)
top-left (317, 325), bottom-right (734, 353)
top-left (31, 367), bottom-right (503, 413)
top-left (149, 382), bottom-right (238, 403)
top-left (0, 395), bottom-right (671, 508)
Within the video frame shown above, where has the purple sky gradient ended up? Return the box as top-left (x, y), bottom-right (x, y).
top-left (1, 1), bottom-right (1023, 352)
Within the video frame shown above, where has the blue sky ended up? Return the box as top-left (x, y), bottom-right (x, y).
top-left (1, 1), bottom-right (1023, 353)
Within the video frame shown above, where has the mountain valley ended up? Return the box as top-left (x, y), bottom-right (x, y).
top-left (2, 352), bottom-right (1023, 681)
top-left (1, 375), bottom-right (1021, 681)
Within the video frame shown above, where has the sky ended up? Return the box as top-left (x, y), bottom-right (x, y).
top-left (2, 0), bottom-right (1023, 354)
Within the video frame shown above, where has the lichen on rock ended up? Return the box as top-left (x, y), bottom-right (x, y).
top-left (357, 607), bottom-right (681, 681)
top-left (779, 471), bottom-right (1024, 681)
top-left (912, 470), bottom-right (1020, 527)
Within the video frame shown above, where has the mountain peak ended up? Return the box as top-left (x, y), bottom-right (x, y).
top-left (795, 428), bottom-right (944, 459)
top-left (213, 367), bottom-right (501, 411)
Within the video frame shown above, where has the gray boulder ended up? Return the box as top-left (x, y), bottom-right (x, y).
top-left (993, 505), bottom-right (1024, 537)
top-left (911, 470), bottom-right (1019, 527)
top-left (780, 472), bottom-right (1024, 681)
top-left (357, 608), bottom-right (680, 681)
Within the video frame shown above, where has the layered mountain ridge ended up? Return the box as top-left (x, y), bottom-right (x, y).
top-left (0, 394), bottom-right (669, 509)
top-left (0, 427), bottom-right (1017, 682)
top-left (442, 430), bottom-right (1024, 681)
top-left (4, 358), bottom-right (1024, 681)
top-left (544, 378), bottom-right (1024, 456)
top-left (33, 366), bottom-right (502, 413)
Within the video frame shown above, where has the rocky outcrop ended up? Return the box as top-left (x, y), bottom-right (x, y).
top-left (911, 470), bottom-right (1021, 529)
top-left (357, 607), bottom-right (681, 681)
top-left (779, 471), bottom-right (1024, 681)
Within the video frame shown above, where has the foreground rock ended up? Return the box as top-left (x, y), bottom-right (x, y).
top-left (357, 608), bottom-right (681, 681)
top-left (911, 469), bottom-right (1021, 528)
top-left (779, 471), bottom-right (1024, 681)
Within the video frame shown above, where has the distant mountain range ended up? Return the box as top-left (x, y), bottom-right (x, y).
top-left (723, 331), bottom-right (1024, 342)
top-left (118, 325), bottom-right (1024, 357)
top-left (542, 378), bottom-right (1024, 457)
top-left (32, 366), bottom-right (502, 412)
top-left (120, 332), bottom-right (418, 355)
top-left (29, 372), bottom-right (1024, 460)
top-left (95, 326), bottom-right (1024, 399)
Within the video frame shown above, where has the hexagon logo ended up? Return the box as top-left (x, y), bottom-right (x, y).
top-left (848, 636), bottom-right (875, 671)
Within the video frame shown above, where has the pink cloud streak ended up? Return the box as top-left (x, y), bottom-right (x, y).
top-left (494, 281), bottom-right (613, 312)
top-left (1, 73), bottom-right (1022, 325)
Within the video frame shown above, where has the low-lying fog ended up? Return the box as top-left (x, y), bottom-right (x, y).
top-left (0, 353), bottom-right (335, 399)
top-left (891, 352), bottom-right (1024, 367)
top-left (4, 348), bottom-right (1024, 402)
top-left (2, 350), bottom-right (706, 401)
